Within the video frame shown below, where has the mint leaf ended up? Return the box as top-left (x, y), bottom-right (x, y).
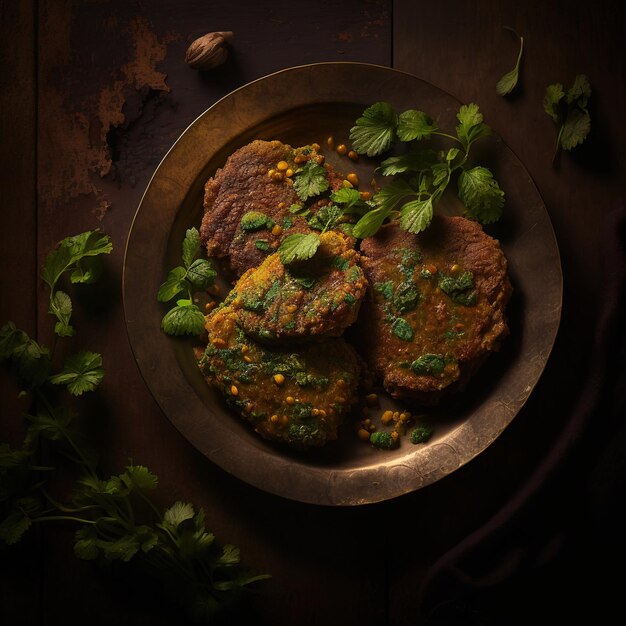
top-left (49, 351), bottom-right (104, 396)
top-left (157, 266), bottom-right (187, 302)
top-left (161, 303), bottom-right (205, 336)
top-left (399, 197), bottom-right (433, 234)
top-left (307, 204), bottom-right (343, 232)
top-left (278, 233), bottom-right (320, 265)
top-left (187, 259), bottom-right (216, 291)
top-left (458, 166), bottom-right (505, 224)
top-left (349, 101), bottom-right (397, 156)
top-left (182, 227), bottom-right (201, 268)
top-left (396, 110), bottom-right (438, 142)
top-left (496, 34), bottom-right (524, 96)
top-left (293, 161), bottom-right (329, 202)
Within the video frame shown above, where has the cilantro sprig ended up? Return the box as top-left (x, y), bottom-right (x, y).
top-left (349, 102), bottom-right (504, 237)
top-left (158, 227), bottom-right (216, 336)
top-left (1, 230), bottom-right (269, 621)
top-left (496, 28), bottom-right (524, 96)
top-left (42, 230), bottom-right (112, 336)
top-left (543, 74), bottom-right (592, 165)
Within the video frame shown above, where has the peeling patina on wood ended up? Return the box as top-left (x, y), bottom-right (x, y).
top-left (38, 2), bottom-right (172, 215)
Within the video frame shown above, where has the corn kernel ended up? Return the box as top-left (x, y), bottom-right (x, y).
top-left (272, 171), bottom-right (284, 181)
top-left (311, 408), bottom-right (320, 416)
top-left (381, 410), bottom-right (394, 425)
top-left (204, 301), bottom-right (216, 311)
top-left (357, 428), bottom-right (371, 442)
top-left (365, 393), bottom-right (378, 406)
top-left (336, 144), bottom-right (347, 155)
top-left (277, 160), bottom-right (289, 171)
top-left (243, 355), bottom-right (253, 363)
top-left (360, 191), bottom-right (371, 201)
top-left (212, 338), bottom-right (226, 348)
top-left (230, 385), bottom-right (239, 396)
top-left (327, 135), bottom-right (334, 149)
top-left (273, 374), bottom-right (285, 385)
top-left (450, 263), bottom-right (461, 274)
top-left (286, 396), bottom-right (295, 405)
top-left (286, 168), bottom-right (294, 177)
top-left (268, 169), bottom-right (276, 177)
top-left (271, 224), bottom-right (283, 236)
top-left (348, 150), bottom-right (359, 161)
top-left (312, 142), bottom-right (321, 151)
top-left (270, 414), bottom-right (279, 424)
top-left (347, 173), bottom-right (359, 186)
top-left (294, 154), bottom-right (306, 164)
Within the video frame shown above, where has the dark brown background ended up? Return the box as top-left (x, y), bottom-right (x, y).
top-left (1, 1), bottom-right (624, 624)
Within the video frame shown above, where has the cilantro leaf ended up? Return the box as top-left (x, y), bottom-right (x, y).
top-left (396, 109), bottom-right (438, 141)
top-left (74, 526), bottom-right (99, 560)
top-left (330, 187), bottom-right (361, 207)
top-left (391, 317), bottom-right (413, 341)
top-left (0, 322), bottom-right (28, 359)
top-left (457, 166), bottom-right (505, 224)
top-left (70, 256), bottom-right (103, 284)
top-left (0, 510), bottom-right (32, 545)
top-left (543, 83), bottom-right (565, 123)
top-left (278, 233), bottom-right (320, 265)
top-left (307, 204), bottom-right (343, 232)
top-left (161, 303), bottom-right (205, 336)
top-left (163, 501), bottom-right (196, 529)
top-left (27, 406), bottom-right (76, 441)
top-left (12, 337), bottom-right (51, 387)
top-left (566, 74), bottom-right (591, 106)
top-left (496, 34), bottom-right (524, 96)
top-left (352, 205), bottom-right (392, 239)
top-left (349, 101), bottom-right (397, 156)
top-left (379, 149), bottom-right (439, 176)
top-left (42, 230), bottom-right (112, 291)
top-left (118, 464), bottom-right (158, 492)
top-left (456, 103), bottom-right (491, 150)
top-left (182, 227), bottom-right (201, 268)
top-left (293, 161), bottom-right (329, 202)
top-left (560, 107), bottom-right (591, 150)
top-left (239, 211), bottom-right (275, 232)
top-left (374, 178), bottom-right (418, 211)
top-left (399, 197), bottom-right (434, 234)
top-left (49, 351), bottom-right (104, 396)
top-left (50, 290), bottom-right (74, 337)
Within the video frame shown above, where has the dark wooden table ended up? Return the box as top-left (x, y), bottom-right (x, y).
top-left (2, 1), bottom-right (624, 624)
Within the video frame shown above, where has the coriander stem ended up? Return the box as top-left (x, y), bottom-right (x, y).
top-left (33, 515), bottom-right (96, 525)
top-left (433, 131), bottom-right (462, 144)
top-left (552, 125), bottom-right (564, 166)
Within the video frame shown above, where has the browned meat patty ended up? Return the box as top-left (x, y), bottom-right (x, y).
top-left (225, 231), bottom-right (368, 343)
top-left (198, 305), bottom-right (361, 449)
top-left (199, 139), bottom-right (347, 276)
top-left (355, 216), bottom-right (512, 403)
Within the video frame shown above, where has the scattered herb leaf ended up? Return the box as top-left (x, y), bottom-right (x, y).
top-left (293, 161), bottom-right (329, 202)
top-left (496, 29), bottom-right (524, 96)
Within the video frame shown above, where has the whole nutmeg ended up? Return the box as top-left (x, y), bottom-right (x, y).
top-left (185, 31), bottom-right (234, 70)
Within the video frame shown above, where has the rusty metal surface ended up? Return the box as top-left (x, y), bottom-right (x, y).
top-left (123, 62), bottom-right (562, 505)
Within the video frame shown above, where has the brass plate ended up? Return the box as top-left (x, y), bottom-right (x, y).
top-left (123, 63), bottom-right (562, 505)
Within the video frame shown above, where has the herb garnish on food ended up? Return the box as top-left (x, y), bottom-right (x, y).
top-left (1, 230), bottom-right (269, 621)
top-left (349, 101), bottom-right (505, 237)
top-left (158, 227), bottom-right (216, 336)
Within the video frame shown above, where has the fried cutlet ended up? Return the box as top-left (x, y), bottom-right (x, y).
top-left (225, 231), bottom-right (367, 343)
top-left (198, 305), bottom-right (361, 449)
top-left (199, 139), bottom-right (348, 277)
top-left (355, 216), bottom-right (512, 403)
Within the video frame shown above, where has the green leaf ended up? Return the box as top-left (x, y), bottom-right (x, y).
top-left (374, 178), bottom-right (417, 211)
top-left (49, 351), bottom-right (104, 396)
top-left (456, 103), bottom-right (491, 149)
top-left (50, 290), bottom-right (74, 337)
top-left (399, 197), bottom-right (433, 234)
top-left (288, 203), bottom-right (308, 216)
top-left (0, 510), bottom-right (32, 545)
top-left (560, 108), bottom-right (591, 151)
top-left (566, 74), bottom-right (591, 106)
top-left (218, 544), bottom-right (241, 566)
top-left (293, 161), bottom-right (329, 202)
top-left (410, 425), bottom-right (434, 444)
top-left (379, 149), bottom-right (439, 176)
top-left (161, 303), bottom-right (205, 337)
top-left (163, 501), bottom-right (195, 529)
top-left (543, 83), bottom-right (565, 123)
top-left (396, 109), bottom-right (438, 142)
top-left (391, 317), bottom-right (413, 341)
top-left (457, 166), bottom-right (505, 224)
top-left (239, 211), bottom-right (275, 232)
top-left (393, 281), bottom-right (421, 313)
top-left (352, 205), bottom-right (391, 239)
top-left (410, 354), bottom-right (445, 375)
top-left (119, 465), bottom-right (158, 492)
top-left (496, 35), bottom-right (524, 96)
top-left (27, 407), bottom-right (76, 441)
top-left (307, 204), bottom-right (343, 232)
top-left (157, 266), bottom-right (187, 302)
top-left (187, 259), bottom-right (217, 291)
top-left (101, 534), bottom-right (141, 562)
top-left (254, 240), bottom-right (270, 252)
top-left (12, 338), bottom-right (51, 387)
top-left (330, 187), bottom-right (361, 207)
top-left (349, 101), bottom-right (397, 156)
top-left (375, 281), bottom-right (394, 300)
top-left (74, 526), bottom-right (100, 560)
top-left (70, 256), bottom-right (103, 284)
top-left (278, 233), bottom-right (320, 265)
top-left (0, 322), bottom-right (28, 360)
top-left (42, 230), bottom-right (112, 291)
top-left (182, 227), bottom-right (201, 268)
top-left (439, 271), bottom-right (477, 306)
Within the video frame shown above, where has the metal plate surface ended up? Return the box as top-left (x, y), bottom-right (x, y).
top-left (123, 62), bottom-right (562, 505)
